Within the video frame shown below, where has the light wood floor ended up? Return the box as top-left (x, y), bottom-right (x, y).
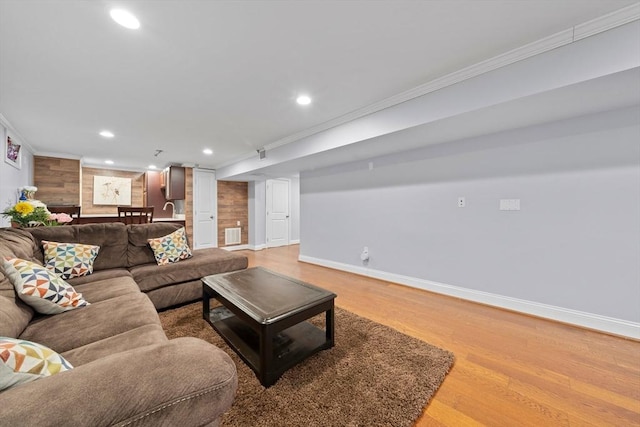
top-left (238, 245), bottom-right (640, 426)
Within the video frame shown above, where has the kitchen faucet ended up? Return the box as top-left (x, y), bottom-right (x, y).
top-left (163, 201), bottom-right (175, 214)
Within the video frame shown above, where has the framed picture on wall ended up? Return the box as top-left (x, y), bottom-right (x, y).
top-left (93, 175), bottom-right (132, 205)
top-left (4, 135), bottom-right (21, 169)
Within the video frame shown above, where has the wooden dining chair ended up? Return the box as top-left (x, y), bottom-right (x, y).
top-left (118, 206), bottom-right (154, 225)
top-left (47, 205), bottom-right (81, 223)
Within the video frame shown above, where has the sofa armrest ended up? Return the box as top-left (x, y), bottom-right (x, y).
top-left (0, 338), bottom-right (237, 427)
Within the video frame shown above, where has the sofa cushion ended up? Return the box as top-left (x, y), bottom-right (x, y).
top-left (42, 240), bottom-right (100, 279)
top-left (127, 222), bottom-right (183, 267)
top-left (0, 296), bottom-right (33, 338)
top-left (0, 229), bottom-right (37, 337)
top-left (19, 292), bottom-right (160, 354)
top-left (147, 227), bottom-right (192, 265)
top-left (71, 275), bottom-right (140, 303)
top-left (0, 228), bottom-right (39, 263)
top-left (0, 338), bottom-right (237, 427)
top-left (129, 247), bottom-right (249, 293)
top-left (61, 324), bottom-right (167, 366)
top-left (27, 223), bottom-right (129, 271)
top-left (65, 268), bottom-right (132, 287)
top-left (2, 258), bottom-right (90, 315)
top-left (146, 280), bottom-right (202, 310)
top-left (0, 337), bottom-right (73, 391)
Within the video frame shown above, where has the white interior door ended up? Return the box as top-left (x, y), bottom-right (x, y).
top-left (266, 178), bottom-right (290, 248)
top-left (193, 169), bottom-right (217, 249)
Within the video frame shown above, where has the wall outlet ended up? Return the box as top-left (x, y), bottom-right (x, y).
top-left (360, 247), bottom-right (369, 262)
top-left (458, 197), bottom-right (466, 208)
top-left (236, 220), bottom-right (241, 226)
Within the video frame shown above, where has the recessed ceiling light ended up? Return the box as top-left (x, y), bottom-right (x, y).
top-left (203, 148), bottom-right (213, 155)
top-left (296, 95), bottom-right (312, 106)
top-left (99, 130), bottom-right (114, 138)
top-left (105, 160), bottom-right (114, 165)
top-left (148, 165), bottom-right (157, 170)
top-left (110, 9), bottom-right (140, 30)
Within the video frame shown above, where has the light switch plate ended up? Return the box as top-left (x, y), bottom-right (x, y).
top-left (500, 199), bottom-right (521, 211)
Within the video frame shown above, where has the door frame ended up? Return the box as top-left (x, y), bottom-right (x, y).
top-left (192, 168), bottom-right (218, 249)
top-left (265, 178), bottom-right (291, 248)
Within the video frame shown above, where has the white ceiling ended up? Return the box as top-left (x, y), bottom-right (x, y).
top-left (0, 0), bottom-right (637, 173)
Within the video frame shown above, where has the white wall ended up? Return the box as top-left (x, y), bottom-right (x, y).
top-left (290, 176), bottom-right (300, 242)
top-left (0, 121), bottom-right (34, 227)
top-left (248, 180), bottom-right (266, 249)
top-left (299, 106), bottom-right (640, 336)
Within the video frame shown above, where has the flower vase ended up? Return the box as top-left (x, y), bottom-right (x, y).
top-left (10, 221), bottom-right (42, 228)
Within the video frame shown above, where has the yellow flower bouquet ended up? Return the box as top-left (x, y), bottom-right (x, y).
top-left (3, 201), bottom-right (51, 227)
top-left (1, 201), bottom-right (73, 227)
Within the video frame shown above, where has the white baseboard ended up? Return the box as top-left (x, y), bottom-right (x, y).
top-left (290, 239), bottom-right (300, 245)
top-left (222, 244), bottom-right (266, 251)
top-left (221, 244), bottom-right (249, 251)
top-left (298, 255), bottom-right (640, 339)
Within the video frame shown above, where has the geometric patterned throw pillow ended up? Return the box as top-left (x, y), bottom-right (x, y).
top-left (0, 337), bottom-right (73, 391)
top-left (147, 227), bottom-right (192, 266)
top-left (1, 257), bottom-right (90, 315)
top-left (42, 240), bottom-right (100, 280)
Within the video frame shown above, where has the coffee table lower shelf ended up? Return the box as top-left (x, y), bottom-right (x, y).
top-left (206, 307), bottom-right (331, 386)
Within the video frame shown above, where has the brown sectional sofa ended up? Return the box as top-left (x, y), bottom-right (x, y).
top-left (29, 222), bottom-right (248, 310)
top-left (0, 222), bottom-right (249, 426)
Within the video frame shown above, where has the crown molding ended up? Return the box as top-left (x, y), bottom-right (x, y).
top-left (0, 113), bottom-right (36, 154)
top-left (574, 2), bottom-right (640, 41)
top-left (216, 3), bottom-right (640, 171)
top-left (33, 151), bottom-right (82, 160)
top-left (80, 162), bottom-right (147, 173)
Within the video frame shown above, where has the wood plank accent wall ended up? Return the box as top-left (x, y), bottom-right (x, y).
top-left (33, 156), bottom-right (81, 206)
top-left (217, 181), bottom-right (248, 247)
top-left (82, 167), bottom-right (145, 215)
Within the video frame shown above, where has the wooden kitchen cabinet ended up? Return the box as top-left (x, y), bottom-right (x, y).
top-left (145, 171), bottom-right (170, 218)
top-left (163, 166), bottom-right (185, 200)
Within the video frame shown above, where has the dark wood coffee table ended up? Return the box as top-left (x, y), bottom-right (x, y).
top-left (202, 267), bottom-right (336, 387)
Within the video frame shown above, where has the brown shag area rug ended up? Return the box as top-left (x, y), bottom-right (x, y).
top-left (160, 302), bottom-right (454, 427)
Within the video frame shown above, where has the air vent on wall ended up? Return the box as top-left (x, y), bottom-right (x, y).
top-left (224, 227), bottom-right (241, 245)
